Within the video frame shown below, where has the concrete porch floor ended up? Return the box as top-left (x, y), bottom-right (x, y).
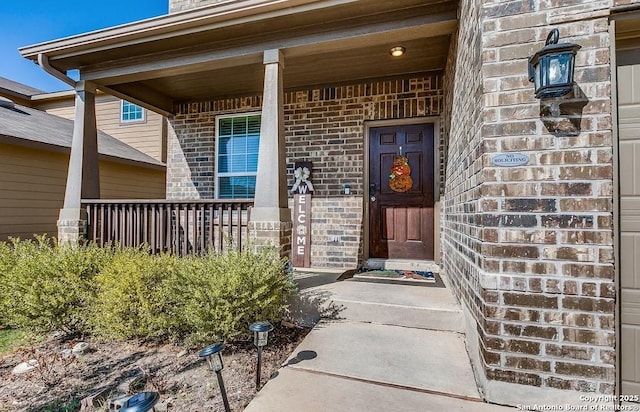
top-left (244, 270), bottom-right (516, 411)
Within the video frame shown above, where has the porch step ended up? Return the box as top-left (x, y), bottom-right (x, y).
top-left (365, 258), bottom-right (440, 273)
top-left (308, 278), bottom-right (464, 333)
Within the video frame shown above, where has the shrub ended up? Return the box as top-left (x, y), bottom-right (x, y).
top-left (0, 241), bottom-right (16, 324)
top-left (0, 237), bottom-right (295, 345)
top-left (0, 237), bottom-right (110, 334)
top-left (181, 246), bottom-right (295, 345)
top-left (89, 245), bottom-right (295, 344)
top-left (88, 249), bottom-right (189, 341)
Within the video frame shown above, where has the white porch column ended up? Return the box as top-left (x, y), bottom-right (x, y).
top-left (57, 80), bottom-right (100, 244)
top-left (249, 49), bottom-right (292, 256)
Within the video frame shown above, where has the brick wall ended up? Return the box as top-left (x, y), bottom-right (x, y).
top-left (168, 74), bottom-right (443, 268)
top-left (443, 0), bottom-right (615, 404)
top-left (169, 0), bottom-right (226, 13)
top-left (613, 0), bottom-right (640, 6)
top-left (441, 0), bottom-right (488, 390)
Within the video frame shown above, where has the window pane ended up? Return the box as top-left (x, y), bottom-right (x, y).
top-left (218, 176), bottom-right (256, 199)
top-left (247, 134), bottom-right (260, 152)
top-left (247, 153), bottom-right (258, 171)
top-left (248, 116), bottom-right (261, 134)
top-left (218, 155), bottom-right (230, 173)
top-left (218, 136), bottom-right (231, 155)
top-left (218, 177), bottom-right (233, 199)
top-left (234, 135), bottom-right (247, 153)
top-left (219, 118), bottom-right (232, 136)
top-left (217, 114), bottom-right (261, 199)
top-left (232, 117), bottom-right (247, 135)
top-left (231, 154), bottom-right (246, 173)
top-left (121, 101), bottom-right (143, 122)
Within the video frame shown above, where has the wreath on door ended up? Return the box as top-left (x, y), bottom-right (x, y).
top-left (389, 153), bottom-right (413, 193)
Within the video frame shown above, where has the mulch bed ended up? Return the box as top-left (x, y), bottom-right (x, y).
top-left (0, 324), bottom-right (309, 411)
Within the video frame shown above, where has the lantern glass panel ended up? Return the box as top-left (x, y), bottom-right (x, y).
top-left (548, 54), bottom-right (571, 85)
top-left (206, 353), bottom-right (224, 372)
top-left (534, 62), bottom-right (542, 91)
top-left (255, 331), bottom-right (269, 347)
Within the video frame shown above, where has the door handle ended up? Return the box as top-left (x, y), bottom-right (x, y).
top-left (369, 183), bottom-right (377, 202)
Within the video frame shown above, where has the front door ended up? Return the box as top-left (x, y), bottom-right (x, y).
top-left (369, 123), bottom-right (435, 260)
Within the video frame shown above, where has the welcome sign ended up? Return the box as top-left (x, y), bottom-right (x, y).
top-left (292, 162), bottom-right (313, 267)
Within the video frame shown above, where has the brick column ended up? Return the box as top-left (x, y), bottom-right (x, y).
top-left (443, 0), bottom-right (616, 406)
top-left (57, 80), bottom-right (100, 244)
top-left (249, 49), bottom-right (292, 257)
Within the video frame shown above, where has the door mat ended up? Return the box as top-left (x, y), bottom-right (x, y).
top-left (353, 269), bottom-right (436, 283)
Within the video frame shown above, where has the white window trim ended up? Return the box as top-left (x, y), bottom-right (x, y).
top-left (120, 100), bottom-right (146, 124)
top-left (214, 111), bottom-right (262, 199)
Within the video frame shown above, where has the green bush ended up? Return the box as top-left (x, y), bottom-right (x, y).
top-left (180, 246), bottom-right (295, 345)
top-left (88, 249), bottom-right (190, 341)
top-left (0, 241), bottom-right (16, 324)
top-left (0, 237), bottom-right (110, 334)
top-left (0, 237), bottom-right (295, 345)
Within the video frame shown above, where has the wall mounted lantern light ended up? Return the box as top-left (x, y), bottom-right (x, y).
top-left (200, 342), bottom-right (231, 412)
top-left (249, 321), bottom-right (274, 389)
top-left (528, 28), bottom-right (581, 99)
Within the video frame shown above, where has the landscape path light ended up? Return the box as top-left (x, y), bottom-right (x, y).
top-left (119, 391), bottom-right (159, 412)
top-left (528, 28), bottom-right (581, 99)
top-left (249, 321), bottom-right (274, 389)
top-left (199, 342), bottom-right (231, 412)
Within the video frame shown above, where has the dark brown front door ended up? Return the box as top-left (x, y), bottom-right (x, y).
top-left (369, 124), bottom-right (434, 260)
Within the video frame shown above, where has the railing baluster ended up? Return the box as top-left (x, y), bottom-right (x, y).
top-left (106, 205), bottom-right (112, 245)
top-left (217, 204), bottom-right (223, 253)
top-left (199, 204), bottom-right (205, 254)
top-left (120, 204), bottom-right (126, 248)
top-left (236, 203), bottom-right (242, 251)
top-left (208, 204), bottom-right (214, 251)
top-left (175, 203), bottom-right (179, 255)
top-left (79, 200), bottom-right (253, 256)
top-left (128, 203), bottom-right (133, 247)
top-left (190, 203), bottom-right (196, 255)
top-left (227, 203), bottom-right (233, 252)
top-left (159, 204), bottom-right (165, 253)
top-left (99, 204), bottom-right (105, 247)
top-left (135, 204), bottom-right (141, 246)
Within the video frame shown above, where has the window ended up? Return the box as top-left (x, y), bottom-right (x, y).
top-left (121, 100), bottom-right (144, 122)
top-left (216, 113), bottom-right (261, 199)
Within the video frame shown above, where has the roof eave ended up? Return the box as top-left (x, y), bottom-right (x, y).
top-left (18, 0), bottom-right (347, 66)
top-left (0, 133), bottom-right (166, 170)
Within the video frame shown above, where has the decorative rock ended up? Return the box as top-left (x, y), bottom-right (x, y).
top-left (80, 387), bottom-right (111, 411)
top-left (60, 349), bottom-right (73, 358)
top-left (72, 342), bottom-right (90, 355)
top-left (12, 359), bottom-right (38, 375)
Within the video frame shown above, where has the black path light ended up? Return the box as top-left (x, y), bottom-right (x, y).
top-left (119, 391), bottom-right (159, 412)
top-left (249, 321), bottom-right (274, 389)
top-left (528, 28), bottom-right (581, 99)
top-left (199, 342), bottom-right (231, 412)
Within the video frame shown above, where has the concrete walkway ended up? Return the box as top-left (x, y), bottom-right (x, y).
top-left (245, 270), bottom-right (516, 411)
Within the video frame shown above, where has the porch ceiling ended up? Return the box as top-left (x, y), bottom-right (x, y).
top-left (21, 0), bottom-right (457, 114)
top-left (135, 35), bottom-right (452, 101)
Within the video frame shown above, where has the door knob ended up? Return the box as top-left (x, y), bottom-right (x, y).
top-left (369, 183), bottom-right (376, 202)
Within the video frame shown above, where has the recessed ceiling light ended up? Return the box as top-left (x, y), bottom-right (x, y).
top-left (390, 46), bottom-right (406, 57)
